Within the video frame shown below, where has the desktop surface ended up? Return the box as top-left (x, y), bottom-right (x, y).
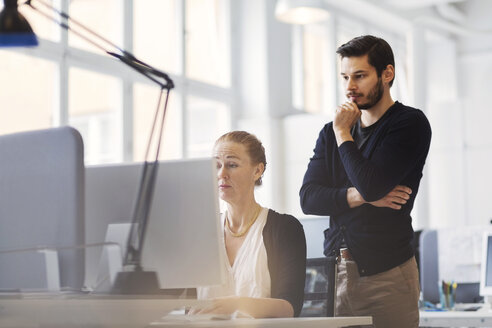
top-left (420, 304), bottom-right (492, 327)
top-left (0, 293), bottom-right (210, 328)
top-left (0, 293), bottom-right (372, 328)
top-left (154, 316), bottom-right (372, 328)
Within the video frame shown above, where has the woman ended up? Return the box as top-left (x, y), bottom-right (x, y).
top-left (192, 131), bottom-right (306, 318)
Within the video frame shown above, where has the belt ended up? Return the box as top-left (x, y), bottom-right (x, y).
top-left (339, 248), bottom-right (354, 261)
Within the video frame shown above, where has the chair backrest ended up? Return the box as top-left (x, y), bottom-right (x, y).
top-left (0, 127), bottom-right (85, 290)
top-left (420, 229), bottom-right (439, 303)
top-left (299, 217), bottom-right (330, 258)
top-left (300, 256), bottom-right (337, 317)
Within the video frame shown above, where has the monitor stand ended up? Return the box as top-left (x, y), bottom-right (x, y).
top-left (111, 269), bottom-right (194, 297)
top-left (111, 267), bottom-right (161, 294)
top-left (482, 296), bottom-right (492, 310)
top-left (94, 224), bottom-right (191, 297)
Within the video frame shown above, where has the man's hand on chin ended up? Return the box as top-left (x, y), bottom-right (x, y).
top-left (334, 101), bottom-right (361, 146)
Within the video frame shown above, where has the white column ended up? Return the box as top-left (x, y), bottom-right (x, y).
top-left (234, 0), bottom-right (292, 210)
top-left (407, 24), bottom-right (429, 229)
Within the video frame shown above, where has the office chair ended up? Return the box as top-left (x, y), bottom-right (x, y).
top-left (300, 256), bottom-right (337, 317)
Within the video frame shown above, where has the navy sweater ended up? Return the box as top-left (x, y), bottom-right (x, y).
top-left (300, 101), bottom-right (431, 276)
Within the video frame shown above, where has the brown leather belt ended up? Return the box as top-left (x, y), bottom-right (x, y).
top-left (340, 248), bottom-right (353, 261)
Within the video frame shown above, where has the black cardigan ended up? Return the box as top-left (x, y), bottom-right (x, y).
top-left (262, 209), bottom-right (306, 317)
top-left (300, 101), bottom-right (431, 276)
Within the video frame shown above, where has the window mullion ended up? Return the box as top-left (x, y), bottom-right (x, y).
top-left (179, 0), bottom-right (187, 158)
top-left (122, 0), bottom-right (134, 162)
top-left (292, 25), bottom-right (304, 111)
top-left (324, 15), bottom-right (338, 116)
top-left (55, 0), bottom-right (69, 127)
top-left (227, 0), bottom-right (237, 130)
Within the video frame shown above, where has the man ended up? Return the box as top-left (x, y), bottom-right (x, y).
top-left (299, 35), bottom-right (431, 328)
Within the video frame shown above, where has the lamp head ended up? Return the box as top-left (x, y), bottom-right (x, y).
top-left (0, 0), bottom-right (38, 47)
top-left (275, 0), bottom-right (330, 25)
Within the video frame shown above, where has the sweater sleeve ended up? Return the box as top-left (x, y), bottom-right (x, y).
top-left (299, 124), bottom-right (351, 216)
top-left (338, 110), bottom-right (432, 202)
top-left (263, 211), bottom-right (307, 317)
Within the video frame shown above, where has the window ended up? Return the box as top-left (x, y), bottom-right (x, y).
top-left (185, 0), bottom-right (230, 87)
top-left (19, 0), bottom-right (60, 42)
top-left (0, 0), bottom-right (232, 165)
top-left (133, 83), bottom-right (182, 161)
top-left (303, 24), bottom-right (329, 114)
top-left (186, 95), bottom-right (230, 158)
top-left (0, 51), bottom-right (55, 134)
top-left (133, 0), bottom-right (179, 74)
top-left (68, 0), bottom-right (122, 55)
top-left (69, 67), bottom-right (122, 164)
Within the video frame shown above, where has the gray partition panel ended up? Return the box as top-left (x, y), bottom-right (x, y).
top-left (0, 127), bottom-right (85, 290)
top-left (419, 229), bottom-right (481, 304)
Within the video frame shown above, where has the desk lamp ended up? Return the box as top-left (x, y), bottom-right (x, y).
top-left (0, 0), bottom-right (174, 294)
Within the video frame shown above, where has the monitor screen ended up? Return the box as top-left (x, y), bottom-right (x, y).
top-left (85, 158), bottom-right (225, 290)
top-left (480, 233), bottom-right (492, 296)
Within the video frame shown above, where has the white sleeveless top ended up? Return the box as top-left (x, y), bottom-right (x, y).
top-left (197, 207), bottom-right (271, 299)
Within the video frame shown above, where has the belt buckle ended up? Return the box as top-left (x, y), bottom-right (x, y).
top-left (339, 248), bottom-right (351, 261)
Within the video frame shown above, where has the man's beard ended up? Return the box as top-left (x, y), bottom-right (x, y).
top-left (352, 77), bottom-right (384, 110)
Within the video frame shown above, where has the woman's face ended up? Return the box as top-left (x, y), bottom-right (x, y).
top-left (213, 141), bottom-right (263, 205)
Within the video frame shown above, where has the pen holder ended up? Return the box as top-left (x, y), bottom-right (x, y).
top-left (438, 281), bottom-right (457, 310)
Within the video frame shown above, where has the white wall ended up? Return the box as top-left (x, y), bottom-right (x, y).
top-left (458, 51), bottom-right (492, 226)
top-left (283, 113), bottom-right (330, 218)
top-left (453, 0), bottom-right (492, 226)
top-left (424, 35), bottom-right (467, 228)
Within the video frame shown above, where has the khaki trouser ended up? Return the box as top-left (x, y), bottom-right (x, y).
top-left (336, 256), bottom-right (420, 328)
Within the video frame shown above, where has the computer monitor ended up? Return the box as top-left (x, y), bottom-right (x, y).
top-left (480, 232), bottom-right (492, 300)
top-left (85, 158), bottom-right (225, 290)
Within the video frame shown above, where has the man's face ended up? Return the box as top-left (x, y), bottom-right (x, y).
top-left (340, 54), bottom-right (384, 110)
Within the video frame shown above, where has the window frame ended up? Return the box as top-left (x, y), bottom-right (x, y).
top-left (2, 0), bottom-right (234, 163)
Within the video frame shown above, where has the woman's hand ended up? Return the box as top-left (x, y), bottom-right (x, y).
top-left (188, 296), bottom-right (245, 316)
top-left (188, 296), bottom-right (294, 318)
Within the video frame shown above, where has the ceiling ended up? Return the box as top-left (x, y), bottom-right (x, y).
top-left (384, 0), bottom-right (492, 52)
top-left (323, 0), bottom-right (492, 53)
top-left (369, 0), bottom-right (492, 30)
top-left (375, 0), bottom-right (466, 10)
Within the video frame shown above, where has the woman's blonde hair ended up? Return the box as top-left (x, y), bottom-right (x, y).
top-left (215, 131), bottom-right (267, 186)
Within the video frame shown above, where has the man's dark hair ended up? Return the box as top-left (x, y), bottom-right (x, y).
top-left (336, 35), bottom-right (395, 87)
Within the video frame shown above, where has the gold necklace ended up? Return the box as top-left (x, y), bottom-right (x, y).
top-left (226, 205), bottom-right (261, 238)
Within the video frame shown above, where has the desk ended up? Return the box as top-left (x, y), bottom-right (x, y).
top-left (153, 316), bottom-right (373, 328)
top-left (0, 295), bottom-right (372, 328)
top-left (420, 309), bottom-right (492, 327)
top-left (0, 295), bottom-right (207, 327)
